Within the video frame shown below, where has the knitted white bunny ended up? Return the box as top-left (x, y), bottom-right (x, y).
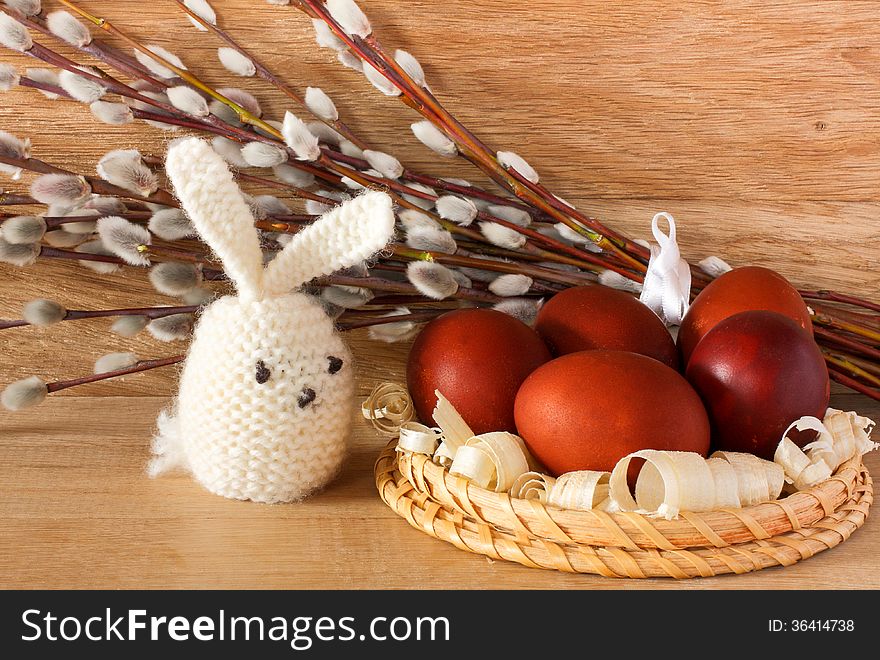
top-left (148, 137), bottom-right (395, 503)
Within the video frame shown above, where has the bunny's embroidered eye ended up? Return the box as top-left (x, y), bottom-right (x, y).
top-left (327, 356), bottom-right (344, 375)
top-left (298, 387), bottom-right (317, 408)
top-left (255, 360), bottom-right (271, 384)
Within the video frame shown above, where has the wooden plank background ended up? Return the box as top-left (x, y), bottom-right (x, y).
top-left (0, 0), bottom-right (878, 588)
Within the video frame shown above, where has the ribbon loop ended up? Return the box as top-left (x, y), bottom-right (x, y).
top-left (639, 212), bottom-right (692, 326)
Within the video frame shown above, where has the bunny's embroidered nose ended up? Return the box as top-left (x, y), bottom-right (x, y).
top-left (255, 360), bottom-right (271, 384)
top-left (298, 387), bottom-right (317, 408)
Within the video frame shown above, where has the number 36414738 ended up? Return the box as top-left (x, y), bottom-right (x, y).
top-left (769, 620), bottom-right (855, 632)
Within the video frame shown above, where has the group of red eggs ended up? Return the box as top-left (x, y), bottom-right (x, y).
top-left (407, 266), bottom-right (828, 477)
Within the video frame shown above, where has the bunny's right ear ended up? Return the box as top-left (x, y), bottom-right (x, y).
top-left (165, 138), bottom-right (264, 300)
top-left (262, 191), bottom-right (395, 296)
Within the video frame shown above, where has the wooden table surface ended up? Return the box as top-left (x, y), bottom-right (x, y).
top-left (1, 1), bottom-right (878, 589)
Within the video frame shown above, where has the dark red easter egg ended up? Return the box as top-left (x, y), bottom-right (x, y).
top-left (678, 266), bottom-right (812, 365)
top-left (514, 350), bottom-right (710, 476)
top-left (686, 310), bottom-right (829, 459)
top-left (407, 308), bottom-right (552, 434)
top-left (534, 285), bottom-right (678, 369)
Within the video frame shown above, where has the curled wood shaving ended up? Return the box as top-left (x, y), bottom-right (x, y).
top-left (712, 451), bottom-right (784, 506)
top-left (549, 471), bottom-right (614, 511)
top-left (433, 441), bottom-right (455, 468)
top-left (431, 390), bottom-right (473, 451)
top-left (450, 433), bottom-right (530, 492)
top-left (362, 382), bottom-right (414, 437)
top-left (510, 472), bottom-right (557, 502)
top-left (397, 421), bottom-right (441, 454)
top-left (775, 408), bottom-right (877, 490)
top-left (609, 450), bottom-right (783, 520)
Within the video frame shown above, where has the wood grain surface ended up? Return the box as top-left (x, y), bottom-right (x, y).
top-left (0, 0), bottom-right (878, 589)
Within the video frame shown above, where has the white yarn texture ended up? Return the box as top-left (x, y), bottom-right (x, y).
top-left (151, 138), bottom-right (395, 503)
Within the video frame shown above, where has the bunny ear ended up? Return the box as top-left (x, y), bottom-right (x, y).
top-left (165, 138), bottom-right (264, 299)
top-left (262, 191), bottom-right (395, 296)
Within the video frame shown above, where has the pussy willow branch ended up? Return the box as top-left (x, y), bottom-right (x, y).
top-left (808, 300), bottom-right (880, 331)
top-left (802, 290), bottom-right (880, 314)
top-left (57, 1), bottom-right (281, 135)
top-left (371, 260), bottom-right (560, 295)
top-left (2, 12), bottom-right (185, 117)
top-left (0, 304), bottom-right (199, 331)
top-left (316, 147), bottom-right (641, 277)
top-left (0, 194), bottom-right (314, 235)
top-left (339, 303), bottom-right (460, 317)
top-left (827, 367), bottom-right (880, 400)
top-left (0, 153), bottom-right (176, 206)
top-left (35, 246), bottom-right (224, 272)
top-left (362, 294), bottom-right (453, 306)
top-left (322, 273), bottom-right (500, 303)
top-left (9, 138), bottom-right (603, 284)
top-left (11, 7), bottom-right (307, 169)
top-left (336, 310), bottom-right (447, 330)
top-left (1, 124), bottom-right (602, 285)
top-left (2, 15), bottom-right (309, 183)
top-left (823, 351), bottom-right (880, 388)
top-left (129, 109), bottom-right (344, 191)
top-left (832, 352), bottom-right (880, 378)
top-left (172, 1), bottom-right (541, 218)
top-left (172, 0), bottom-right (368, 151)
top-left (295, 0), bottom-right (648, 271)
top-left (389, 244), bottom-right (592, 287)
top-left (15, 9), bottom-right (167, 91)
top-left (812, 313), bottom-right (880, 346)
top-left (830, 351), bottom-right (880, 378)
top-left (100, 7), bottom-right (630, 276)
top-left (0, 151), bottom-right (325, 228)
top-left (299, 2), bottom-right (880, 311)
top-left (26, 244), bottom-right (518, 304)
top-left (814, 327), bottom-right (880, 362)
top-left (14, 18), bottom-right (616, 279)
top-left (45, 354), bottom-right (186, 393)
top-left (320, 150), bottom-right (640, 277)
top-left (18, 73), bottom-right (72, 98)
top-left (32, 308), bottom-right (441, 394)
top-left (1, 210), bottom-right (145, 225)
top-left (0, 192), bottom-right (39, 205)
top-left (324, 146), bottom-right (539, 217)
top-left (0, 299), bottom-right (454, 330)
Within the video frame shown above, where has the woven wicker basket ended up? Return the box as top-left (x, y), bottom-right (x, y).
top-left (375, 438), bottom-right (873, 578)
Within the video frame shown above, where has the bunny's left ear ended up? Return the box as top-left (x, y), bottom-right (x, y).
top-left (165, 138), bottom-right (265, 300)
top-left (262, 191), bottom-right (395, 296)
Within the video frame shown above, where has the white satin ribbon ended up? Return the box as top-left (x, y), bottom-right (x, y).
top-left (639, 212), bottom-right (692, 326)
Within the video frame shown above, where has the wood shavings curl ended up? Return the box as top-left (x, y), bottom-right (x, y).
top-left (361, 382), bottom-right (414, 437)
top-left (510, 472), bottom-right (556, 502)
top-left (609, 450), bottom-right (783, 520)
top-left (450, 432), bottom-right (530, 492)
top-left (775, 407), bottom-right (877, 490)
top-left (396, 421), bottom-right (440, 454)
top-left (549, 470), bottom-right (615, 511)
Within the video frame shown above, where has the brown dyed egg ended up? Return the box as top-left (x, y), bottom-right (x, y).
top-left (678, 266), bottom-right (812, 365)
top-left (686, 310), bottom-right (830, 459)
top-left (407, 308), bottom-right (552, 434)
top-left (534, 285), bottom-right (678, 368)
top-left (514, 350), bottom-right (710, 476)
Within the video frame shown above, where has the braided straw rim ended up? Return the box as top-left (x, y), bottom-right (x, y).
top-left (375, 440), bottom-right (872, 578)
